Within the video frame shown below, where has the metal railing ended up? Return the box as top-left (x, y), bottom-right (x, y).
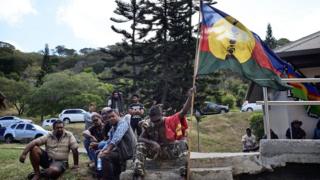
top-left (260, 78), bottom-right (320, 139)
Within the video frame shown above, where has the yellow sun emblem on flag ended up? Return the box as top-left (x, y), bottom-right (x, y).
top-left (207, 16), bottom-right (255, 63)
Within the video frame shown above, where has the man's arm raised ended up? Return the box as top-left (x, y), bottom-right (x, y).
top-left (179, 87), bottom-right (196, 118)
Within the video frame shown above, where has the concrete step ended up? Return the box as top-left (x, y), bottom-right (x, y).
top-left (190, 167), bottom-right (233, 180)
top-left (190, 152), bottom-right (263, 175)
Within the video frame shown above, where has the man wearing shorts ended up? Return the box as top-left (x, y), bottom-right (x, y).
top-left (19, 120), bottom-right (79, 180)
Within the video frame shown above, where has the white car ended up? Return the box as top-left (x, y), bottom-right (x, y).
top-left (241, 102), bottom-right (262, 112)
top-left (58, 109), bottom-right (87, 123)
top-left (0, 116), bottom-right (32, 128)
top-left (4, 122), bottom-right (48, 143)
top-left (42, 118), bottom-right (59, 127)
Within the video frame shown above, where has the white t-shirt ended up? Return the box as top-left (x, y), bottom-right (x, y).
top-left (241, 134), bottom-right (256, 150)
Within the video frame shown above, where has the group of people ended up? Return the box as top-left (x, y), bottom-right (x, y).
top-left (19, 87), bottom-right (195, 180)
top-left (242, 119), bottom-right (320, 152)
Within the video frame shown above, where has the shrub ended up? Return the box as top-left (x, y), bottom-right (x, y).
top-left (221, 94), bottom-right (236, 108)
top-left (249, 112), bottom-right (264, 140)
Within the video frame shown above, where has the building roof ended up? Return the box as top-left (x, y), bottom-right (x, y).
top-left (275, 31), bottom-right (320, 54)
top-left (274, 31), bottom-right (320, 68)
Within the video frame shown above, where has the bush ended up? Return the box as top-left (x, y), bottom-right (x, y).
top-left (249, 112), bottom-right (264, 140)
top-left (221, 94), bottom-right (236, 108)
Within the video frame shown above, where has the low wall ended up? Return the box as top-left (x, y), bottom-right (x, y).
top-left (260, 139), bottom-right (320, 168)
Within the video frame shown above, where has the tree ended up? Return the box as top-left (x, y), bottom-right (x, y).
top-left (79, 48), bottom-right (96, 55)
top-left (55, 45), bottom-right (77, 56)
top-left (105, 0), bottom-right (152, 91)
top-left (264, 23), bottom-right (277, 49)
top-left (137, 0), bottom-right (196, 112)
top-left (277, 38), bottom-right (291, 47)
top-left (36, 44), bottom-right (52, 86)
top-left (0, 77), bottom-right (32, 115)
top-left (0, 91), bottom-right (6, 109)
top-left (28, 71), bottom-right (113, 116)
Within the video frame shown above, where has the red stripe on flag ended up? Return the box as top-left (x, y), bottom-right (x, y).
top-left (252, 39), bottom-right (280, 75)
top-left (200, 26), bottom-right (209, 52)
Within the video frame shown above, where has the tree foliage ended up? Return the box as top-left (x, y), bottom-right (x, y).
top-left (264, 23), bottom-right (277, 49)
top-left (28, 71), bottom-right (113, 116)
top-left (277, 38), bottom-right (291, 47)
top-left (0, 77), bottom-right (32, 115)
top-left (249, 113), bottom-right (264, 140)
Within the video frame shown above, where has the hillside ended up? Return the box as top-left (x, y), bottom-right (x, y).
top-left (189, 112), bottom-right (252, 152)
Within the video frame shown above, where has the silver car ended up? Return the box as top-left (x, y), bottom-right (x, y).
top-left (3, 122), bottom-right (48, 143)
top-left (0, 116), bottom-right (32, 128)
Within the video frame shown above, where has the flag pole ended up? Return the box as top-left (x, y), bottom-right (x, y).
top-left (187, 1), bottom-right (203, 179)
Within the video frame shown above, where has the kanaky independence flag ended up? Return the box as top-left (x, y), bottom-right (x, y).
top-left (197, 3), bottom-right (289, 91)
top-left (286, 65), bottom-right (320, 118)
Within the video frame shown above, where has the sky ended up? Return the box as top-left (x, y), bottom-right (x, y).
top-left (0, 0), bottom-right (320, 52)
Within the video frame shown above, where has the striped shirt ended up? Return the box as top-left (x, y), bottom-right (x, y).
top-left (103, 119), bottom-right (129, 149)
top-left (34, 130), bottom-right (78, 161)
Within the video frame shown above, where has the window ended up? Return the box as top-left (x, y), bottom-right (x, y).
top-left (64, 110), bottom-right (73, 114)
top-left (26, 124), bottom-right (35, 130)
top-left (74, 110), bottom-right (83, 114)
top-left (10, 124), bottom-right (17, 129)
top-left (0, 116), bottom-right (13, 120)
top-left (16, 124), bottom-right (25, 130)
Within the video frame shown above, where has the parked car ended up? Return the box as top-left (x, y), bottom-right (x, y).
top-left (241, 101), bottom-right (262, 112)
top-left (42, 118), bottom-right (58, 127)
top-left (0, 116), bottom-right (32, 128)
top-left (198, 101), bottom-right (229, 115)
top-left (58, 109), bottom-right (87, 123)
top-left (4, 122), bottom-right (48, 143)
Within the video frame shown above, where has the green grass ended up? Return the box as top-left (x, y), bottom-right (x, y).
top-left (188, 112), bottom-right (252, 152)
top-left (0, 144), bottom-right (93, 180)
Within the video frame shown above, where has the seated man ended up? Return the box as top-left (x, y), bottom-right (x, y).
top-left (97, 109), bottom-right (137, 179)
top-left (19, 120), bottom-right (79, 180)
top-left (89, 107), bottom-right (113, 151)
top-left (242, 128), bottom-right (259, 152)
top-left (83, 112), bottom-right (105, 166)
top-left (134, 87), bottom-right (195, 177)
top-left (286, 120), bottom-right (306, 139)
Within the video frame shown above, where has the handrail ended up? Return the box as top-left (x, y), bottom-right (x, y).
top-left (281, 78), bottom-right (320, 83)
top-left (257, 101), bottom-right (320, 106)
top-left (254, 78), bottom-right (320, 83)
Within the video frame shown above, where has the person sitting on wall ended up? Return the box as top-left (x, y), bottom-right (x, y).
top-left (286, 120), bottom-right (306, 139)
top-left (313, 119), bottom-right (320, 139)
top-left (97, 109), bottom-right (137, 179)
top-left (133, 87), bottom-right (196, 178)
top-left (242, 128), bottom-right (259, 152)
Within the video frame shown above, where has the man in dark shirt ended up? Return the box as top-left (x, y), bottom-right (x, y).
top-left (286, 120), bottom-right (306, 139)
top-left (83, 112), bottom-right (104, 165)
top-left (128, 94), bottom-right (144, 136)
top-left (89, 107), bottom-right (113, 152)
